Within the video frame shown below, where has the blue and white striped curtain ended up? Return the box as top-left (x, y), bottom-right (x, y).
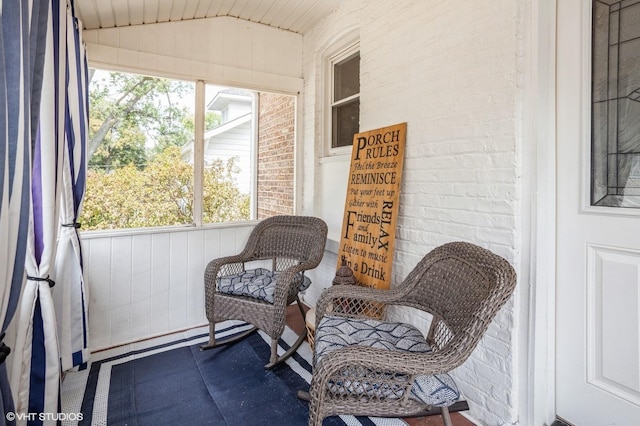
top-left (10, 0), bottom-right (66, 420)
top-left (52, 1), bottom-right (89, 372)
top-left (9, 0), bottom-right (88, 423)
top-left (0, 0), bottom-right (51, 423)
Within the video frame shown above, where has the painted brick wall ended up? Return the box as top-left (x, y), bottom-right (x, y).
top-left (302, 1), bottom-right (522, 424)
top-left (257, 93), bottom-right (295, 218)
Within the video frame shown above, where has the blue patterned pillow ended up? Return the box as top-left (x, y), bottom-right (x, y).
top-left (217, 268), bottom-right (311, 303)
top-left (314, 315), bottom-right (460, 407)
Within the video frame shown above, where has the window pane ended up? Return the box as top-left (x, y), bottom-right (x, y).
top-left (591, 1), bottom-right (640, 208)
top-left (334, 53), bottom-right (360, 101)
top-left (202, 85), bottom-right (251, 223)
top-left (82, 70), bottom-right (297, 231)
top-left (332, 98), bottom-right (360, 148)
top-left (82, 70), bottom-right (196, 230)
top-left (200, 87), bottom-right (296, 222)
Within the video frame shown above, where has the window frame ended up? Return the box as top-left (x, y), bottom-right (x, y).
top-left (324, 39), bottom-right (360, 156)
top-left (84, 67), bottom-right (262, 232)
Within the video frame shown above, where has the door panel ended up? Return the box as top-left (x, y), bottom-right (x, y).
top-left (556, 0), bottom-right (640, 424)
top-left (587, 245), bottom-right (640, 405)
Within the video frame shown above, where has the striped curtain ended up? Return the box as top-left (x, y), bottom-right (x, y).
top-left (52, 0), bottom-right (89, 373)
top-left (11, 0), bottom-right (65, 418)
top-left (0, 0), bottom-right (51, 423)
top-left (9, 0), bottom-right (85, 423)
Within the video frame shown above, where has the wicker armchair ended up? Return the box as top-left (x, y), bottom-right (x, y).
top-left (307, 241), bottom-right (517, 426)
top-left (201, 215), bottom-right (328, 369)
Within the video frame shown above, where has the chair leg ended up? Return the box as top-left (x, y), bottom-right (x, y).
top-left (264, 299), bottom-right (308, 369)
top-left (441, 406), bottom-right (453, 426)
top-left (296, 390), bottom-right (310, 401)
top-left (200, 323), bottom-right (258, 351)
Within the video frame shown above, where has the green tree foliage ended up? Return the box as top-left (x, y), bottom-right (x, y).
top-left (81, 147), bottom-right (250, 230)
top-left (88, 71), bottom-right (196, 170)
top-left (83, 69), bottom-right (248, 230)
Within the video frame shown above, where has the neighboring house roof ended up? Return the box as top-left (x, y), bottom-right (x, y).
top-left (204, 113), bottom-right (251, 142)
top-left (207, 89), bottom-right (252, 112)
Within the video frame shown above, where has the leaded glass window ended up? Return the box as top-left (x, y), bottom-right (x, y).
top-left (592, 0), bottom-right (640, 207)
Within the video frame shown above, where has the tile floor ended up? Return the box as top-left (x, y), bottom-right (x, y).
top-left (287, 304), bottom-right (476, 426)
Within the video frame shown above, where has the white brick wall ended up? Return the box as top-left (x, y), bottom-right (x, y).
top-left (302, 1), bottom-right (522, 424)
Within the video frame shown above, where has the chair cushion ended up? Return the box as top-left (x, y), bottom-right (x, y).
top-left (217, 268), bottom-right (312, 303)
top-left (314, 314), bottom-right (460, 407)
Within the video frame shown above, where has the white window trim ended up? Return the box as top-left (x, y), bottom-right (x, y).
top-left (322, 38), bottom-right (360, 157)
top-left (84, 66), bottom-right (265, 233)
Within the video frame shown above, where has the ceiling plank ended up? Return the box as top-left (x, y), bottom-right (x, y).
top-left (75, 0), bottom-right (100, 30)
top-left (111, 0), bottom-right (130, 27)
top-left (227, 0), bottom-right (250, 18)
top-left (143, 0), bottom-right (160, 24)
top-left (182, 0), bottom-right (201, 19)
top-left (128, 0), bottom-right (145, 26)
top-left (259, 0), bottom-right (289, 28)
top-left (237, 0), bottom-right (262, 22)
top-left (217, 0), bottom-right (237, 16)
top-left (289, 0), bottom-right (335, 34)
top-left (193, 0), bottom-right (213, 18)
top-left (169, 0), bottom-right (188, 21)
top-left (93, 0), bottom-right (116, 29)
top-left (204, 0), bottom-right (224, 17)
top-left (156, 0), bottom-right (173, 23)
top-left (276, 0), bottom-right (308, 31)
top-left (76, 0), bottom-right (342, 34)
top-left (248, 0), bottom-right (275, 22)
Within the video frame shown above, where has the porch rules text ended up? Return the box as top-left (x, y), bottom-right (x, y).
top-left (338, 122), bottom-right (406, 289)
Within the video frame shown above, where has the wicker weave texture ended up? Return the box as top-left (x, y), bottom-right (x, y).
top-left (307, 241), bottom-right (517, 425)
top-left (204, 215), bottom-right (328, 366)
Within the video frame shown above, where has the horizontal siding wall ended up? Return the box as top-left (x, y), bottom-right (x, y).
top-left (204, 122), bottom-right (253, 194)
top-left (81, 224), bottom-right (255, 350)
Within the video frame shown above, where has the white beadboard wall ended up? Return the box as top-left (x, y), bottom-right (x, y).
top-left (81, 224), bottom-right (255, 350)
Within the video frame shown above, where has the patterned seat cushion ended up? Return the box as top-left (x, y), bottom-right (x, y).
top-left (217, 268), bottom-right (312, 303)
top-left (314, 314), bottom-right (459, 407)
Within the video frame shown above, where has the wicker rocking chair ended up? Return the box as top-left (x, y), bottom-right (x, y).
top-left (201, 215), bottom-right (328, 369)
top-left (306, 241), bottom-right (517, 426)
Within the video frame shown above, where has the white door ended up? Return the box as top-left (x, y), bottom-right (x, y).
top-left (556, 0), bottom-right (640, 425)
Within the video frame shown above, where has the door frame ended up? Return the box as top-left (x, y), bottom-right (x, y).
top-left (525, 0), bottom-right (558, 424)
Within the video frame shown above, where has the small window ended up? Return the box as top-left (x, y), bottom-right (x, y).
top-left (331, 50), bottom-right (360, 148)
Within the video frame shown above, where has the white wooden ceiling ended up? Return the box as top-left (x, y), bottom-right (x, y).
top-left (74, 0), bottom-right (342, 34)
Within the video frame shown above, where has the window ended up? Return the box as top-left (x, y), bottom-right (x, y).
top-left (330, 47), bottom-right (360, 149)
top-left (82, 69), bottom-right (295, 231)
top-left (591, 1), bottom-right (640, 208)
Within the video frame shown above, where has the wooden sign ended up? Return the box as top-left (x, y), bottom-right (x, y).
top-left (337, 122), bottom-right (406, 289)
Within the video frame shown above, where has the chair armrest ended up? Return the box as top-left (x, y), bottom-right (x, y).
top-left (314, 284), bottom-right (404, 329)
top-left (204, 254), bottom-right (248, 283)
top-left (270, 262), bottom-right (316, 306)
